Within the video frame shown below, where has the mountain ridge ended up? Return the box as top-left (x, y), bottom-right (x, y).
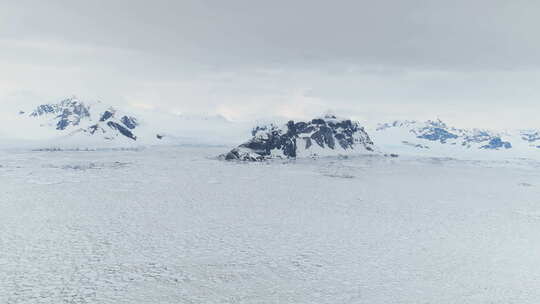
top-left (24, 97), bottom-right (141, 142)
top-left (223, 114), bottom-right (376, 161)
top-left (3, 97), bottom-right (540, 160)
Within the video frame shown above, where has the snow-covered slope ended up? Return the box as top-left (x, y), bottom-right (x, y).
top-left (10, 97), bottom-right (141, 146)
top-left (223, 114), bottom-right (376, 161)
top-left (1, 97), bottom-right (252, 149)
top-left (371, 119), bottom-right (540, 159)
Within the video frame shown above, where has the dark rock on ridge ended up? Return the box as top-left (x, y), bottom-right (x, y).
top-left (480, 137), bottom-right (512, 150)
top-left (31, 98), bottom-right (91, 130)
top-left (223, 115), bottom-right (375, 161)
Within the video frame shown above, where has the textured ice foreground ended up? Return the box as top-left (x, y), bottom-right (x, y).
top-left (1, 147), bottom-right (540, 303)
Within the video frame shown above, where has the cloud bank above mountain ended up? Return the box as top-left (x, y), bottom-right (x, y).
top-left (1, 0), bottom-right (540, 128)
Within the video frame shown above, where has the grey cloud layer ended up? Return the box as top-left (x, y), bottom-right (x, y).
top-left (3, 0), bottom-right (539, 68)
top-left (1, 0), bottom-right (539, 127)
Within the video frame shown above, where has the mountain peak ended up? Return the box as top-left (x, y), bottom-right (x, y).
top-left (26, 97), bottom-right (139, 141)
top-left (223, 115), bottom-right (375, 161)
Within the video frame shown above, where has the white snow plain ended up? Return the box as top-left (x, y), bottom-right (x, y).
top-left (2, 146), bottom-right (540, 303)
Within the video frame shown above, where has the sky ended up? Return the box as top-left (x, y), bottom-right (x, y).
top-left (1, 0), bottom-right (539, 128)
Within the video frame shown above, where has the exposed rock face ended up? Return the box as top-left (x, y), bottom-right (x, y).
top-left (99, 110), bottom-right (114, 122)
top-left (416, 122), bottom-right (459, 143)
top-left (521, 131), bottom-right (540, 143)
top-left (121, 116), bottom-right (138, 129)
top-left (31, 98), bottom-right (91, 130)
top-left (480, 137), bottom-right (512, 150)
top-left (82, 109), bottom-right (139, 141)
top-left (223, 115), bottom-right (375, 161)
top-left (27, 97), bottom-right (140, 141)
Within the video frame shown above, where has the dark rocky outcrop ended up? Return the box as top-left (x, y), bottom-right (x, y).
top-left (417, 128), bottom-right (458, 143)
top-left (480, 137), bottom-right (512, 150)
top-left (100, 110), bottom-right (114, 122)
top-left (222, 115), bottom-right (375, 161)
top-left (84, 111), bottom-right (138, 141)
top-left (121, 116), bottom-right (138, 129)
top-left (106, 121), bottom-right (137, 140)
top-left (31, 98), bottom-right (91, 130)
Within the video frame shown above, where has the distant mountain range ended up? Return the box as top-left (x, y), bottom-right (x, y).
top-left (375, 119), bottom-right (512, 149)
top-left (9, 97), bottom-right (249, 147)
top-left (4, 96), bottom-right (540, 159)
top-left (371, 119), bottom-right (540, 158)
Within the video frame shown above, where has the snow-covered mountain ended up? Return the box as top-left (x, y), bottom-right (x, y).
top-left (26, 97), bottom-right (140, 142)
top-left (223, 114), bottom-right (375, 161)
top-left (0, 96), bottom-right (253, 149)
top-left (4, 97), bottom-right (540, 161)
top-left (371, 119), bottom-right (540, 158)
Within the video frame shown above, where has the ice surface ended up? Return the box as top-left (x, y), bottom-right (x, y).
top-left (2, 147), bottom-right (540, 303)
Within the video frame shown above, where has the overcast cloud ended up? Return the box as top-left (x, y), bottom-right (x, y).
top-left (1, 0), bottom-right (539, 127)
